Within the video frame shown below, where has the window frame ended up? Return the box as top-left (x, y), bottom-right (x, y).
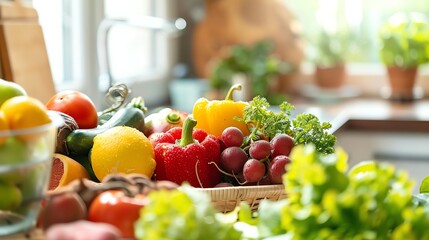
top-left (35, 0), bottom-right (180, 108)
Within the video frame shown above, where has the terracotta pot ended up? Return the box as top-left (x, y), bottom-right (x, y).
top-left (386, 66), bottom-right (418, 100)
top-left (273, 72), bottom-right (300, 95)
top-left (315, 65), bottom-right (346, 89)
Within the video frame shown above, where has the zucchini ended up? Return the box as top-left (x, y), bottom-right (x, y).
top-left (98, 111), bottom-right (115, 125)
top-left (66, 107), bottom-right (145, 156)
top-left (98, 96), bottom-right (147, 125)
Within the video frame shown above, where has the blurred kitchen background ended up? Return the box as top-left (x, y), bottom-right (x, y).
top-left (31, 0), bottom-right (429, 111)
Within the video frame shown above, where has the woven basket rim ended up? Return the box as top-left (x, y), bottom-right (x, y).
top-left (197, 184), bottom-right (285, 192)
top-left (194, 184), bottom-right (286, 200)
top-left (194, 184), bottom-right (286, 212)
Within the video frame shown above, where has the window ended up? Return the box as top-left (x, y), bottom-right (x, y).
top-left (284, 0), bottom-right (429, 96)
top-left (33, 0), bottom-right (181, 108)
top-left (285, 0), bottom-right (429, 64)
top-left (103, 0), bottom-right (155, 83)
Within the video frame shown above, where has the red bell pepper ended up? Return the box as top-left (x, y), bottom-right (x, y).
top-left (152, 117), bottom-right (221, 188)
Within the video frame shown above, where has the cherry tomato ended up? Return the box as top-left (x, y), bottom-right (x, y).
top-left (46, 90), bottom-right (98, 129)
top-left (88, 190), bottom-right (148, 239)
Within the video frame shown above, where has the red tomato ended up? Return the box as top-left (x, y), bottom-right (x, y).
top-left (46, 90), bottom-right (98, 129)
top-left (88, 190), bottom-right (148, 239)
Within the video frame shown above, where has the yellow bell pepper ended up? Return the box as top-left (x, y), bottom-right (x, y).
top-left (192, 84), bottom-right (250, 137)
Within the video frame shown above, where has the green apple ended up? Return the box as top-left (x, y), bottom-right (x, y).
top-left (0, 79), bottom-right (27, 107)
top-left (0, 137), bottom-right (29, 183)
top-left (0, 137), bottom-right (28, 164)
top-left (18, 161), bottom-right (49, 202)
top-left (0, 181), bottom-right (22, 211)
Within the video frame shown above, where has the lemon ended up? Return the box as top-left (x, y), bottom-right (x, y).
top-left (1, 96), bottom-right (51, 130)
top-left (0, 96), bottom-right (51, 142)
top-left (90, 126), bottom-right (156, 181)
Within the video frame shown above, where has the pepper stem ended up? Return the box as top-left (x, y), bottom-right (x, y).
top-left (225, 84), bottom-right (242, 101)
top-left (166, 112), bottom-right (180, 124)
top-left (179, 117), bottom-right (197, 147)
top-left (127, 96), bottom-right (148, 113)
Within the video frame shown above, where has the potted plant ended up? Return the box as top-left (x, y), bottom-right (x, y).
top-left (209, 41), bottom-right (292, 104)
top-left (379, 12), bottom-right (429, 101)
top-left (310, 30), bottom-right (349, 89)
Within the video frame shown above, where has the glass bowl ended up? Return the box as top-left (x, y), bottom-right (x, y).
top-left (0, 112), bottom-right (62, 236)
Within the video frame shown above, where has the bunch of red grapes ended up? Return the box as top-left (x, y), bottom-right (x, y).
top-left (216, 126), bottom-right (294, 186)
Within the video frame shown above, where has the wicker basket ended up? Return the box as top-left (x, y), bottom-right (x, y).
top-left (195, 184), bottom-right (287, 213)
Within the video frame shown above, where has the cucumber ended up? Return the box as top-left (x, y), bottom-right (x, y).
top-left (66, 107), bottom-right (145, 156)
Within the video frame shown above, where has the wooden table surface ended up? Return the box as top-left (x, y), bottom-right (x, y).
top-left (1, 228), bottom-right (45, 240)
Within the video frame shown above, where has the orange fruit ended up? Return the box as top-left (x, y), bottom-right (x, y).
top-left (90, 126), bottom-right (156, 181)
top-left (1, 96), bottom-right (51, 130)
top-left (49, 153), bottom-right (90, 190)
top-left (0, 112), bottom-right (8, 144)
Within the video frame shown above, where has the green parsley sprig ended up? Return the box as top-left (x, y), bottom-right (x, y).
top-left (241, 96), bottom-right (336, 154)
top-left (292, 113), bottom-right (336, 154)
